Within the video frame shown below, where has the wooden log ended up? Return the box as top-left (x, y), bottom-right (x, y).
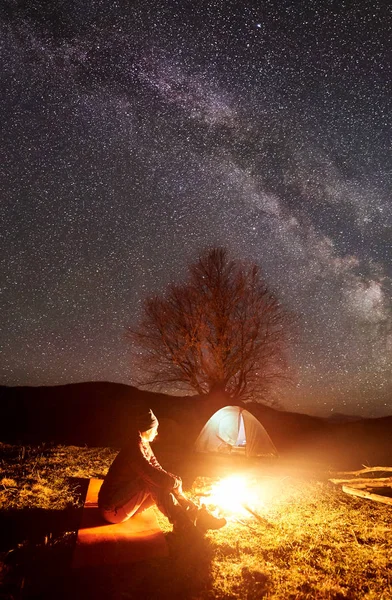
top-left (342, 485), bottom-right (392, 506)
top-left (343, 481), bottom-right (392, 490)
top-left (334, 466), bottom-right (392, 477)
top-left (329, 477), bottom-right (392, 485)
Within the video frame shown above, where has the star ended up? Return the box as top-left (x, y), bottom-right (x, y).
top-left (1, 1), bottom-right (391, 417)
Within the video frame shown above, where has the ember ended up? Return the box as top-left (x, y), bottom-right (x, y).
top-left (199, 475), bottom-right (264, 519)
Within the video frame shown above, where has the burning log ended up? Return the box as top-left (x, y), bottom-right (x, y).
top-left (196, 474), bottom-right (272, 523)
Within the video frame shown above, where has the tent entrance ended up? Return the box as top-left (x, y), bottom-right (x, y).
top-left (230, 413), bottom-right (246, 455)
top-left (235, 413), bottom-right (246, 447)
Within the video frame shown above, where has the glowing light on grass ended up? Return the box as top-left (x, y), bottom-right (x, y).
top-left (199, 475), bottom-right (264, 518)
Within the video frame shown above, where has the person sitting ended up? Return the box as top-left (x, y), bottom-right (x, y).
top-left (98, 409), bottom-right (226, 533)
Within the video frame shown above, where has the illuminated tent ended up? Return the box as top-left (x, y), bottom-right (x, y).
top-left (194, 406), bottom-right (278, 457)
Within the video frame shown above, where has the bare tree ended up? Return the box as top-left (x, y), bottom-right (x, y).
top-left (128, 248), bottom-right (294, 402)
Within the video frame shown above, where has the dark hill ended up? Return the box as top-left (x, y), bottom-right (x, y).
top-left (327, 413), bottom-right (363, 423)
top-left (247, 402), bottom-right (392, 468)
top-left (0, 382), bottom-right (391, 468)
top-left (0, 382), bottom-right (199, 447)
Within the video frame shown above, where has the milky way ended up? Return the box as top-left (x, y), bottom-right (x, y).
top-left (1, 1), bottom-right (391, 416)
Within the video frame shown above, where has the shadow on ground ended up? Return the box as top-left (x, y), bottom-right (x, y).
top-left (2, 534), bottom-right (214, 599)
top-left (1, 511), bottom-right (214, 600)
top-left (0, 506), bottom-right (83, 551)
top-left (0, 479), bottom-right (87, 599)
top-left (66, 531), bottom-right (214, 600)
top-left (0, 472), bottom-right (214, 600)
top-left (0, 514), bottom-right (78, 600)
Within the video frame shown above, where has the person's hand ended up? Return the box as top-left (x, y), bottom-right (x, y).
top-left (173, 476), bottom-right (183, 493)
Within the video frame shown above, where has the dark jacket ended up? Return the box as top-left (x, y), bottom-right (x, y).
top-left (98, 433), bottom-right (177, 510)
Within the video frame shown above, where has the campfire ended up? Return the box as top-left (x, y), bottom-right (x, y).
top-left (197, 475), bottom-right (269, 523)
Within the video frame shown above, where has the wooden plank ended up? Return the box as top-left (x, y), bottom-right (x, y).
top-left (342, 485), bottom-right (392, 506)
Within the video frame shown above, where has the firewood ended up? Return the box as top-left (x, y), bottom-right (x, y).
top-left (342, 485), bottom-right (392, 506)
top-left (333, 466), bottom-right (392, 477)
top-left (329, 477), bottom-right (392, 485)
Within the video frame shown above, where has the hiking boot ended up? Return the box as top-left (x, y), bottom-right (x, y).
top-left (195, 506), bottom-right (227, 531)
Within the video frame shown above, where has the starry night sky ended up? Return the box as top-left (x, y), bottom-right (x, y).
top-left (1, 1), bottom-right (391, 416)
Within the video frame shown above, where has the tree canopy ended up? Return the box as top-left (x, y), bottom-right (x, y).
top-left (128, 248), bottom-right (294, 402)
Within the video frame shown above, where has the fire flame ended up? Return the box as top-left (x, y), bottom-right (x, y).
top-left (199, 475), bottom-right (263, 518)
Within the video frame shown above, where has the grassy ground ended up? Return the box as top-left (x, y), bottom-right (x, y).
top-left (0, 442), bottom-right (391, 599)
